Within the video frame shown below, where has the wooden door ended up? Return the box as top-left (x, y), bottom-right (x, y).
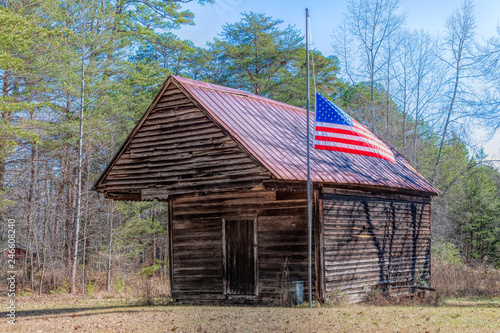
top-left (224, 219), bottom-right (256, 295)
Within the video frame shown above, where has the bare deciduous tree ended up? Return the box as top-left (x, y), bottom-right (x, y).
top-left (392, 29), bottom-right (443, 165)
top-left (477, 26), bottom-right (500, 136)
top-left (432, 0), bottom-right (476, 183)
top-left (339, 0), bottom-right (406, 127)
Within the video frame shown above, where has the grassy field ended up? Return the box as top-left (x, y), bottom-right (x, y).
top-left (0, 295), bottom-right (499, 332)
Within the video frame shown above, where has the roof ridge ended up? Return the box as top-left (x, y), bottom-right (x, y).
top-left (172, 75), bottom-right (307, 114)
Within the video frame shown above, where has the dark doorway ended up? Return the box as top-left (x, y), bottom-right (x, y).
top-left (224, 219), bottom-right (256, 295)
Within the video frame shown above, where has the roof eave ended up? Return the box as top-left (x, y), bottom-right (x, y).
top-left (263, 179), bottom-right (438, 197)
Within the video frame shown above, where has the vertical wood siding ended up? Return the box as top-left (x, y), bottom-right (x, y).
top-left (171, 190), bottom-right (316, 303)
top-left (323, 194), bottom-right (431, 302)
top-left (225, 219), bottom-right (256, 295)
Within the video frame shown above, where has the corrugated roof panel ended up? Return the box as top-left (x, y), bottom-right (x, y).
top-left (173, 76), bottom-right (438, 194)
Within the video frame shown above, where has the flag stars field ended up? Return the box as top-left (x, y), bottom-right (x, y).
top-left (314, 93), bottom-right (396, 163)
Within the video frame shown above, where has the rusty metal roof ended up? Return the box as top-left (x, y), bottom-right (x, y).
top-left (173, 76), bottom-right (438, 195)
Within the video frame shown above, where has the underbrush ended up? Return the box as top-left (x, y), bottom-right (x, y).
top-left (363, 290), bottom-right (441, 307)
top-left (7, 267), bottom-right (171, 303)
top-left (432, 258), bottom-right (500, 299)
top-left (431, 239), bottom-right (500, 298)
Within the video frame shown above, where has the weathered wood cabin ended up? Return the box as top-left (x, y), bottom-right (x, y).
top-left (94, 76), bottom-right (439, 303)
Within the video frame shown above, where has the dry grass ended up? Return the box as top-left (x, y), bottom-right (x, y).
top-left (432, 259), bottom-right (500, 299)
top-left (0, 295), bottom-right (498, 333)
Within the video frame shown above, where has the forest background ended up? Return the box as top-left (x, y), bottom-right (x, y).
top-left (0, 0), bottom-right (499, 298)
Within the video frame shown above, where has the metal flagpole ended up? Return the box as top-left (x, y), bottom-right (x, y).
top-left (305, 7), bottom-right (312, 308)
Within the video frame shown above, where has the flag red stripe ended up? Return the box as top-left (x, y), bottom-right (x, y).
top-left (314, 144), bottom-right (395, 162)
top-left (314, 135), bottom-right (391, 154)
top-left (315, 126), bottom-right (380, 143)
top-left (315, 127), bottom-right (392, 155)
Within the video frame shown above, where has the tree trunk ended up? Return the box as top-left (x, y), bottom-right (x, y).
top-left (432, 63), bottom-right (460, 183)
top-left (106, 201), bottom-right (113, 292)
top-left (71, 42), bottom-right (85, 294)
top-left (0, 71), bottom-right (11, 189)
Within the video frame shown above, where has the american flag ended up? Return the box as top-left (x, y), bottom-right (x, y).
top-left (314, 92), bottom-right (396, 163)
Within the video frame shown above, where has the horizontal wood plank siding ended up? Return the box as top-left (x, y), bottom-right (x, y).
top-left (322, 193), bottom-right (431, 302)
top-left (171, 190), bottom-right (316, 304)
top-left (96, 85), bottom-right (271, 198)
top-left (172, 217), bottom-right (223, 293)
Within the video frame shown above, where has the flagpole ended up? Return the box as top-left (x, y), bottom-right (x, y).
top-left (305, 7), bottom-right (312, 309)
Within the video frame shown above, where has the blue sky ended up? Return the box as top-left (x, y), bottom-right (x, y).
top-left (175, 0), bottom-right (500, 160)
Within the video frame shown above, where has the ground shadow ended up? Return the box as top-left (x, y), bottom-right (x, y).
top-left (16, 304), bottom-right (150, 318)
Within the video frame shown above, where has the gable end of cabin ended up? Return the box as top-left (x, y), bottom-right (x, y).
top-left (95, 79), bottom-right (273, 200)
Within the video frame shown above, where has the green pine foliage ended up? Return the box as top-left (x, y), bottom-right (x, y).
top-left (199, 12), bottom-right (344, 107)
top-left (115, 201), bottom-right (168, 260)
top-left (451, 166), bottom-right (500, 265)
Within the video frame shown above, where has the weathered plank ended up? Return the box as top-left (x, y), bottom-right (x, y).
top-left (170, 189), bottom-right (318, 303)
top-left (322, 194), bottom-right (431, 302)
